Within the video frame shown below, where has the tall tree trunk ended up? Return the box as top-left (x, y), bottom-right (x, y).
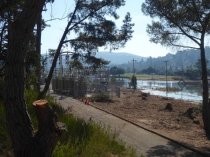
top-left (200, 38), bottom-right (210, 138)
top-left (4, 1), bottom-right (62, 156)
top-left (36, 12), bottom-right (42, 93)
top-left (39, 4), bottom-right (79, 98)
top-left (5, 15), bottom-right (35, 157)
top-left (38, 27), bottom-right (68, 98)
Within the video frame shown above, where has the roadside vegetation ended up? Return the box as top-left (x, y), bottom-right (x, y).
top-left (0, 90), bottom-right (136, 157)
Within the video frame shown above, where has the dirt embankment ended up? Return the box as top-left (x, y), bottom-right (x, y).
top-left (92, 88), bottom-right (210, 154)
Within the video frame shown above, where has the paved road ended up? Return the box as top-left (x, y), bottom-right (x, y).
top-left (54, 95), bottom-right (204, 157)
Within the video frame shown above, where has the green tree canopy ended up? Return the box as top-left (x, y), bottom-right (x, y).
top-left (142, 0), bottom-right (210, 49)
top-left (110, 66), bottom-right (125, 75)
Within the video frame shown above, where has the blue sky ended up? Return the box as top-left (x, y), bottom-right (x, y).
top-left (41, 0), bottom-right (171, 57)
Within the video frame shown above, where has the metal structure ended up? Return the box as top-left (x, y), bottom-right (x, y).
top-left (43, 52), bottom-right (124, 98)
top-left (52, 76), bottom-right (87, 98)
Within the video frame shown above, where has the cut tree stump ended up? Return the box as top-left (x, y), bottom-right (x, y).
top-left (164, 103), bottom-right (173, 112)
top-left (32, 99), bottom-right (66, 157)
top-left (183, 107), bottom-right (200, 120)
top-left (33, 99), bottom-right (55, 132)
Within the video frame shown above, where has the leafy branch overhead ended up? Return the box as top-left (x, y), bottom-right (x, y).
top-left (142, 0), bottom-right (210, 49)
top-left (63, 0), bottom-right (134, 53)
top-left (0, 0), bottom-right (134, 66)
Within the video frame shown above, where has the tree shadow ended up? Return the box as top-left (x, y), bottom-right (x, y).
top-left (146, 141), bottom-right (207, 157)
top-left (199, 147), bottom-right (210, 157)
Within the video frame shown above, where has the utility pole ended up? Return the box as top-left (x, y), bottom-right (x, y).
top-left (164, 60), bottom-right (168, 97)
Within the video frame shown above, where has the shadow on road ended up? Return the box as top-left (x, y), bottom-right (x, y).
top-left (146, 141), bottom-right (206, 157)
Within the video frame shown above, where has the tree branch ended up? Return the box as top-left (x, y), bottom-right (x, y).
top-left (166, 31), bottom-right (201, 40)
top-left (68, 1), bottom-right (113, 32)
top-left (163, 13), bottom-right (201, 46)
top-left (191, 1), bottom-right (203, 26)
top-left (203, 13), bottom-right (210, 32)
top-left (39, 1), bottom-right (80, 98)
top-left (44, 15), bottom-right (69, 22)
top-left (168, 41), bottom-right (200, 50)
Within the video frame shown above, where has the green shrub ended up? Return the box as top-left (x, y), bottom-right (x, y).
top-left (53, 114), bottom-right (136, 157)
top-left (93, 92), bottom-right (112, 102)
top-left (130, 75), bottom-right (137, 90)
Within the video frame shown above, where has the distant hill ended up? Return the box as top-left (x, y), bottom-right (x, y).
top-left (43, 47), bottom-right (210, 73)
top-left (119, 47), bottom-right (210, 73)
top-left (150, 47), bottom-right (210, 69)
top-left (43, 51), bottom-right (145, 70)
top-left (96, 52), bottom-right (146, 65)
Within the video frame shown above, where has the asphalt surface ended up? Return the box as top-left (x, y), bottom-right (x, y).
top-left (54, 95), bottom-right (204, 157)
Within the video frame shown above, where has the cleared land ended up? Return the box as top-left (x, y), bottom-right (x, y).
top-left (54, 94), bottom-right (203, 157)
top-left (91, 88), bottom-right (210, 156)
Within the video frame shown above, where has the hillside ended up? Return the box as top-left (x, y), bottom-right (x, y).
top-left (96, 51), bottom-right (145, 65)
top-left (119, 47), bottom-right (210, 73)
top-left (43, 47), bottom-right (210, 73)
